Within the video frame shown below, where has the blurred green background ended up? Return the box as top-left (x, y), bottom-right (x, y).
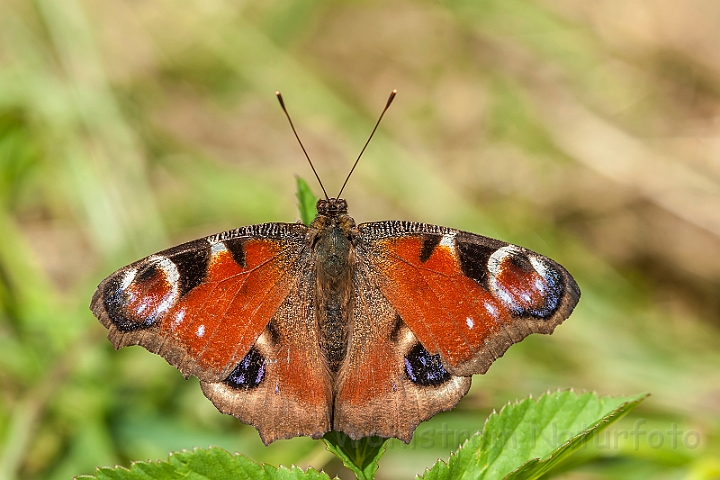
top-left (1, 0), bottom-right (720, 478)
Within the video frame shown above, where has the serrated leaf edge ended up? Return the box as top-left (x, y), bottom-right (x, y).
top-left (506, 389), bottom-right (650, 476)
top-left (417, 389), bottom-right (649, 479)
top-left (78, 446), bottom-right (328, 480)
top-left (504, 391), bottom-right (649, 478)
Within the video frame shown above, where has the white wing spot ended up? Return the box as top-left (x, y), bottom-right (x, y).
top-left (171, 309), bottom-right (186, 329)
top-left (196, 324), bottom-right (205, 337)
top-left (440, 232), bottom-right (457, 249)
top-left (211, 241), bottom-right (227, 254)
top-left (466, 317), bottom-right (474, 329)
top-left (484, 300), bottom-right (498, 317)
top-left (120, 268), bottom-right (137, 291)
top-left (146, 256), bottom-right (180, 316)
top-left (255, 331), bottom-right (270, 349)
top-left (494, 286), bottom-right (514, 308)
top-left (488, 245), bottom-right (522, 276)
top-left (156, 297), bottom-right (175, 316)
top-left (154, 256), bottom-right (180, 285)
top-left (488, 246), bottom-right (524, 311)
top-left (529, 256), bottom-right (549, 278)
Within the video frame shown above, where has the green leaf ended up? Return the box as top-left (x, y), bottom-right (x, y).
top-left (79, 446), bottom-right (330, 480)
top-left (421, 391), bottom-right (648, 480)
top-left (323, 431), bottom-right (388, 480)
top-left (296, 176), bottom-right (318, 226)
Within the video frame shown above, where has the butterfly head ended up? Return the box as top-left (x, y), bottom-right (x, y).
top-left (316, 198), bottom-right (348, 217)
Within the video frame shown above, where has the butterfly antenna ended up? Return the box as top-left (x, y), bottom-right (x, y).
top-left (276, 91), bottom-right (329, 200)
top-left (336, 90), bottom-right (397, 198)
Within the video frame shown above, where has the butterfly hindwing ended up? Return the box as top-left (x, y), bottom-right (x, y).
top-left (200, 273), bottom-right (333, 444)
top-left (355, 221), bottom-right (580, 377)
top-left (333, 261), bottom-right (471, 441)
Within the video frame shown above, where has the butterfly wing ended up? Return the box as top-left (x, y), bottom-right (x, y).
top-left (90, 223), bottom-right (332, 444)
top-left (333, 258), bottom-right (472, 441)
top-left (333, 221), bottom-right (579, 441)
top-left (359, 221), bottom-right (580, 375)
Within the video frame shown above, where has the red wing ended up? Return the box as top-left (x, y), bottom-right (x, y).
top-left (200, 276), bottom-right (332, 444)
top-left (91, 223), bottom-right (333, 443)
top-left (333, 263), bottom-right (471, 442)
top-left (356, 221), bottom-right (580, 377)
top-left (91, 223), bottom-right (307, 380)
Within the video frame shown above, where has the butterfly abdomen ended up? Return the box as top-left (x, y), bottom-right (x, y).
top-left (313, 214), bottom-right (356, 374)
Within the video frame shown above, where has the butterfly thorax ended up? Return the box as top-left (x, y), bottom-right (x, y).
top-left (311, 198), bottom-right (356, 374)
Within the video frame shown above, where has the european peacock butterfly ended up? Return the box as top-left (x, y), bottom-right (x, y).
top-left (90, 91), bottom-right (580, 444)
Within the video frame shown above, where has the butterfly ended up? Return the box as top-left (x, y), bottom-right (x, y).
top-left (90, 91), bottom-right (580, 445)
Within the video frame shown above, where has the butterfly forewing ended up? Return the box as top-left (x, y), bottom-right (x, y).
top-left (92, 223), bottom-right (311, 376)
top-left (354, 221), bottom-right (580, 377)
